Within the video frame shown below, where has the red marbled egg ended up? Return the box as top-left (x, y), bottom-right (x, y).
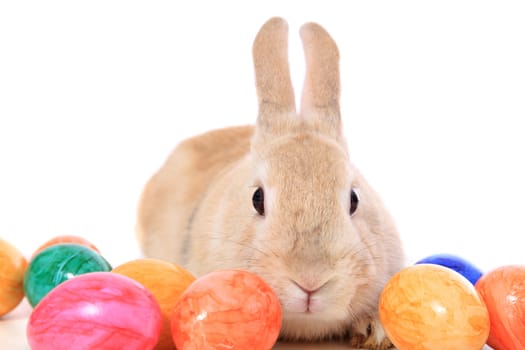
top-left (171, 269), bottom-right (282, 350)
top-left (476, 265), bottom-right (525, 350)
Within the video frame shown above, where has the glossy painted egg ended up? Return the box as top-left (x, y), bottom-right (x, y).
top-left (379, 264), bottom-right (489, 350)
top-left (113, 258), bottom-right (196, 350)
top-left (415, 253), bottom-right (483, 285)
top-left (27, 272), bottom-right (162, 350)
top-left (31, 235), bottom-right (100, 259)
top-left (24, 243), bottom-right (112, 306)
top-left (475, 265), bottom-right (525, 350)
top-left (171, 269), bottom-right (282, 350)
top-left (0, 238), bottom-right (27, 316)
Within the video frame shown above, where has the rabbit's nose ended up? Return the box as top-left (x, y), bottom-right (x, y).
top-left (290, 280), bottom-right (330, 313)
top-left (292, 280), bottom-right (328, 298)
top-left (294, 282), bottom-right (322, 296)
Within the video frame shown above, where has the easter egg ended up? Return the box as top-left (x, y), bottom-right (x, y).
top-left (27, 272), bottom-right (162, 350)
top-left (24, 243), bottom-right (112, 306)
top-left (113, 258), bottom-right (196, 350)
top-left (31, 235), bottom-right (100, 259)
top-left (171, 269), bottom-right (282, 350)
top-left (415, 253), bottom-right (483, 285)
top-left (379, 264), bottom-right (489, 350)
top-left (0, 238), bottom-right (28, 316)
top-left (475, 265), bottom-right (525, 350)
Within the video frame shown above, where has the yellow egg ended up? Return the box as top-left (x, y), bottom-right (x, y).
top-left (379, 264), bottom-right (490, 350)
top-left (113, 258), bottom-right (195, 350)
top-left (0, 238), bottom-right (27, 316)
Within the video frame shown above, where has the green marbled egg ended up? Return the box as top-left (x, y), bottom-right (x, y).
top-left (24, 243), bottom-right (111, 306)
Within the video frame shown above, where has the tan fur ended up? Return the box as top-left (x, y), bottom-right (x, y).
top-left (136, 17), bottom-right (404, 349)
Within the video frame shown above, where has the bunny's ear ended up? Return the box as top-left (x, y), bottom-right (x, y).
top-left (253, 17), bottom-right (296, 135)
top-left (300, 22), bottom-right (341, 138)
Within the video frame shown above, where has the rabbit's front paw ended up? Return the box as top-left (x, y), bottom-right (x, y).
top-left (348, 317), bottom-right (394, 350)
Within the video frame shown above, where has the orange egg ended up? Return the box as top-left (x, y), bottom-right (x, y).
top-left (379, 264), bottom-right (490, 350)
top-left (31, 235), bottom-right (100, 260)
top-left (113, 258), bottom-right (196, 350)
top-left (0, 238), bottom-right (28, 316)
top-left (476, 265), bottom-right (525, 350)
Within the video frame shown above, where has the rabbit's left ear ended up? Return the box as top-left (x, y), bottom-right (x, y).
top-left (300, 22), bottom-right (342, 138)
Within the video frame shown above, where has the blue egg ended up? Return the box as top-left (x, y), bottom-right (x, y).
top-left (415, 253), bottom-right (483, 285)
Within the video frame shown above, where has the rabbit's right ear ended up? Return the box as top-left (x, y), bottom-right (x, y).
top-left (253, 17), bottom-right (296, 136)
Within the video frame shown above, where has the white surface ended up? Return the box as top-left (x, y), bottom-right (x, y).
top-left (0, 1), bottom-right (523, 348)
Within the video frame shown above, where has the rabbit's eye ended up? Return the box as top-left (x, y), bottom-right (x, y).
top-left (252, 187), bottom-right (265, 216)
top-left (350, 188), bottom-right (359, 216)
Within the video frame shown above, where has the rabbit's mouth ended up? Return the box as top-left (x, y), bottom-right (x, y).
top-left (276, 279), bottom-right (357, 342)
top-left (281, 279), bottom-right (330, 314)
top-left (284, 293), bottom-right (324, 314)
top-left (278, 298), bottom-right (351, 341)
top-left (276, 277), bottom-right (350, 320)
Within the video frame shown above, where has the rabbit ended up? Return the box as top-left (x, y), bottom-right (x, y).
top-left (136, 17), bottom-right (404, 350)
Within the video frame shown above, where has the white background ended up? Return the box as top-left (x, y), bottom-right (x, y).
top-left (1, 1), bottom-right (524, 273)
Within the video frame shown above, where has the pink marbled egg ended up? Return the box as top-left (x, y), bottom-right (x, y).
top-left (27, 272), bottom-right (162, 350)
